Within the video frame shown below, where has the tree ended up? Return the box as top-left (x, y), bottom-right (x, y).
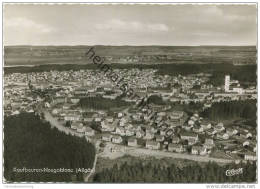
top-left (4, 113), bottom-right (96, 182)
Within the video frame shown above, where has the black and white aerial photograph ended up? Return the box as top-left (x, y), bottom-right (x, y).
top-left (1, 1), bottom-right (259, 188)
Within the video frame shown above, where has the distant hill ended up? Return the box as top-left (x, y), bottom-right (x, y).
top-left (4, 46), bottom-right (256, 66)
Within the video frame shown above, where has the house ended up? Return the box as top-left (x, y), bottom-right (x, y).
top-left (170, 111), bottom-right (184, 120)
top-left (74, 88), bottom-right (88, 96)
top-left (77, 125), bottom-right (86, 133)
top-left (182, 123), bottom-right (192, 131)
top-left (200, 121), bottom-right (211, 130)
top-left (102, 134), bottom-right (112, 142)
top-left (126, 129), bottom-right (135, 136)
top-left (106, 116), bottom-right (114, 123)
top-left (65, 114), bottom-right (81, 121)
top-left (136, 130), bottom-right (145, 138)
top-left (128, 138), bottom-right (138, 147)
top-left (52, 97), bottom-right (66, 104)
top-left (26, 109), bottom-right (34, 113)
top-left (215, 123), bottom-right (225, 132)
top-left (169, 119), bottom-right (182, 127)
top-left (206, 128), bottom-right (217, 136)
top-left (239, 130), bottom-right (253, 139)
top-left (119, 118), bottom-right (127, 127)
top-left (171, 136), bottom-right (180, 144)
top-left (45, 102), bottom-right (51, 108)
top-left (188, 138), bottom-right (197, 146)
top-left (192, 125), bottom-right (204, 133)
top-left (71, 122), bottom-right (83, 130)
top-left (217, 132), bottom-right (229, 140)
top-left (242, 141), bottom-right (250, 147)
top-left (83, 114), bottom-right (94, 122)
top-left (158, 111), bottom-right (167, 116)
top-left (85, 127), bottom-right (95, 136)
top-left (193, 113), bottom-right (199, 118)
top-left (188, 120), bottom-right (195, 126)
top-left (190, 116), bottom-right (197, 122)
top-left (143, 126), bottom-right (157, 133)
top-left (70, 98), bottom-right (80, 104)
top-left (226, 128), bottom-right (238, 137)
top-left (132, 125), bottom-right (142, 132)
top-left (132, 114), bottom-right (142, 121)
top-left (111, 135), bottom-right (123, 144)
top-left (204, 138), bottom-right (215, 149)
top-left (146, 141), bottom-right (160, 150)
top-left (168, 144), bottom-right (184, 153)
top-left (125, 123), bottom-right (133, 130)
top-left (160, 129), bottom-right (166, 136)
top-left (191, 146), bottom-right (207, 155)
top-left (118, 112), bottom-right (124, 118)
top-left (52, 108), bottom-right (60, 115)
top-left (244, 152), bottom-right (257, 161)
top-left (180, 131), bottom-right (198, 141)
top-left (144, 130), bottom-right (154, 140)
top-left (204, 103), bottom-right (212, 109)
top-left (155, 135), bottom-right (165, 142)
top-left (116, 127), bottom-right (126, 136)
top-left (101, 120), bottom-right (116, 132)
top-left (94, 117), bottom-right (102, 122)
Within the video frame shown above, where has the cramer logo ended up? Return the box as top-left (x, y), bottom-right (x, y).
top-left (225, 168), bottom-right (243, 176)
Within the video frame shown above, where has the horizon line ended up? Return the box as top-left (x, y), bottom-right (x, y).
top-left (4, 44), bottom-right (257, 47)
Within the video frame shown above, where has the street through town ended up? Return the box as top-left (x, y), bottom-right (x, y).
top-left (99, 143), bottom-right (234, 164)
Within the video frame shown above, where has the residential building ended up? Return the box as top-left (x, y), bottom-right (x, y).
top-left (146, 141), bottom-right (160, 150)
top-left (168, 144), bottom-right (184, 153)
top-left (128, 138), bottom-right (138, 147)
top-left (192, 146), bottom-right (207, 155)
top-left (112, 135), bottom-right (123, 144)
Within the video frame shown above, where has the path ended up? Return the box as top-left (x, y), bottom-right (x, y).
top-left (44, 110), bottom-right (84, 137)
top-left (84, 141), bottom-right (100, 182)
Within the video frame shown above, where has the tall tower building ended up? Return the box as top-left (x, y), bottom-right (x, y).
top-left (224, 75), bottom-right (230, 92)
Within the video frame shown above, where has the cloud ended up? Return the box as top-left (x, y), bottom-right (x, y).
top-left (5, 17), bottom-right (55, 33)
top-left (95, 19), bottom-right (169, 32)
top-left (192, 31), bottom-right (228, 37)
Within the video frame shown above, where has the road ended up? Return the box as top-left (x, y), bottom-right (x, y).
top-left (43, 111), bottom-right (84, 137)
top-left (99, 143), bottom-right (234, 164)
top-left (127, 148), bottom-right (233, 164)
top-left (84, 141), bottom-right (100, 182)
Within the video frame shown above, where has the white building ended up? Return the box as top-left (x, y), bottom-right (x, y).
top-left (224, 75), bottom-right (230, 92)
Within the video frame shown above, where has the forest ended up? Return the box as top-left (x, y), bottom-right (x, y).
top-left (4, 113), bottom-right (96, 182)
top-left (201, 100), bottom-right (256, 124)
top-left (93, 161), bottom-right (256, 183)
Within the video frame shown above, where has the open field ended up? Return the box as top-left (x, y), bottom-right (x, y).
top-left (4, 45), bottom-right (256, 66)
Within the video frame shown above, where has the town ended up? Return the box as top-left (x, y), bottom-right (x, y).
top-left (4, 68), bottom-right (257, 163)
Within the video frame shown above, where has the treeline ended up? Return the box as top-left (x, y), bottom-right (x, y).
top-left (147, 95), bottom-right (166, 105)
top-left (4, 63), bottom-right (256, 86)
top-left (155, 63), bottom-right (256, 85)
top-left (201, 100), bottom-right (256, 123)
top-left (4, 113), bottom-right (96, 182)
top-left (79, 97), bottom-right (132, 110)
top-left (208, 64), bottom-right (256, 87)
top-left (93, 161), bottom-right (256, 183)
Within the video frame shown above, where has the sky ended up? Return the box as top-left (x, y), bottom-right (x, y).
top-left (3, 4), bottom-right (257, 46)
